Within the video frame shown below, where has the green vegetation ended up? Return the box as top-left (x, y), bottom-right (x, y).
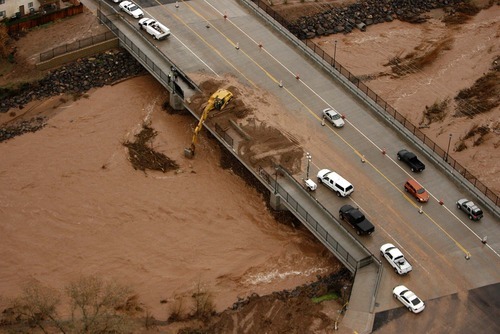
top-left (311, 292), bottom-right (338, 303)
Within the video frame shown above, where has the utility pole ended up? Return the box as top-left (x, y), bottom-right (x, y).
top-left (306, 152), bottom-right (312, 180)
top-left (445, 133), bottom-right (452, 162)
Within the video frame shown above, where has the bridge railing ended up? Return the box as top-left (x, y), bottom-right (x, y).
top-left (96, 3), bottom-right (199, 98)
top-left (247, 0), bottom-right (498, 208)
top-left (258, 167), bottom-right (362, 272)
top-left (217, 120), bottom-right (373, 272)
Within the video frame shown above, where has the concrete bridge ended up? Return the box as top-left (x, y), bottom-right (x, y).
top-left (79, 0), bottom-right (500, 332)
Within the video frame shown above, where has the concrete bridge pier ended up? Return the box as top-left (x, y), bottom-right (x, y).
top-left (269, 193), bottom-right (288, 211)
top-left (169, 92), bottom-right (184, 111)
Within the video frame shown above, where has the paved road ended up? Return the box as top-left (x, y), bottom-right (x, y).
top-left (91, 0), bottom-right (500, 332)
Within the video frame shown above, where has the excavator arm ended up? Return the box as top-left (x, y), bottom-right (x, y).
top-left (185, 89), bottom-right (233, 158)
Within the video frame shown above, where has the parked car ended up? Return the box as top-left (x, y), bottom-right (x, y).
top-left (404, 179), bottom-right (429, 203)
top-left (139, 18), bottom-right (171, 40)
top-left (317, 169), bottom-right (354, 197)
top-left (456, 198), bottom-right (483, 221)
top-left (322, 107), bottom-right (345, 128)
top-left (380, 243), bottom-right (412, 275)
top-left (393, 285), bottom-right (425, 313)
top-left (119, 1), bottom-right (144, 19)
top-left (397, 149), bottom-right (425, 172)
top-left (339, 205), bottom-right (375, 235)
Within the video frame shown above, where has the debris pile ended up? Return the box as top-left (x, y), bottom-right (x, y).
top-left (123, 125), bottom-right (179, 173)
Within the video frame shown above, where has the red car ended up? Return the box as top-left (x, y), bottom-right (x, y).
top-left (404, 179), bottom-right (429, 202)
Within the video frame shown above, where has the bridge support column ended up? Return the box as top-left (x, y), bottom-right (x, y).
top-left (169, 93), bottom-right (184, 111)
top-left (269, 193), bottom-right (288, 211)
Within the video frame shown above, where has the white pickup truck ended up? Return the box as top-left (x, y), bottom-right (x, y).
top-left (138, 18), bottom-right (171, 40)
top-left (380, 243), bottom-right (412, 275)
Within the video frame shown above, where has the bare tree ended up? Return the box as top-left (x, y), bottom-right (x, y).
top-left (191, 282), bottom-right (215, 321)
top-left (10, 279), bottom-right (66, 333)
top-left (66, 275), bottom-right (136, 333)
top-left (3, 276), bottom-right (141, 333)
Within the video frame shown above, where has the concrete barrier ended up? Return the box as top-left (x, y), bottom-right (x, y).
top-left (36, 38), bottom-right (119, 70)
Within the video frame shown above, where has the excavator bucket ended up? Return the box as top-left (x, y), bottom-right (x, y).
top-left (184, 147), bottom-right (194, 159)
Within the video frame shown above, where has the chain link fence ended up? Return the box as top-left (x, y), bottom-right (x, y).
top-left (39, 31), bottom-right (117, 62)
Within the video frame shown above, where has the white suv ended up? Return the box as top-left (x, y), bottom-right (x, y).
top-left (317, 169), bottom-right (354, 197)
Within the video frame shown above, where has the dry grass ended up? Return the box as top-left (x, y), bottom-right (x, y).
top-left (168, 298), bottom-right (187, 322)
top-left (455, 140), bottom-right (468, 152)
top-left (385, 37), bottom-right (454, 76)
top-left (423, 98), bottom-right (449, 124)
top-left (463, 124), bottom-right (490, 140)
top-left (191, 283), bottom-right (216, 321)
top-left (456, 123), bottom-right (493, 151)
top-left (442, 2), bottom-right (480, 25)
top-left (454, 70), bottom-right (500, 117)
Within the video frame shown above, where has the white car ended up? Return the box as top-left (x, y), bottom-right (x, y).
top-left (380, 243), bottom-right (412, 275)
top-left (322, 107), bottom-right (345, 128)
top-left (139, 18), bottom-right (171, 40)
top-left (119, 1), bottom-right (144, 19)
top-left (393, 285), bottom-right (425, 313)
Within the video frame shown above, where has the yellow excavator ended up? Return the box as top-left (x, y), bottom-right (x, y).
top-left (184, 89), bottom-right (233, 158)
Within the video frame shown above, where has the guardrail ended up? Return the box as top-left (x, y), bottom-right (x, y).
top-left (39, 31), bottom-right (117, 62)
top-left (246, 0), bottom-right (498, 208)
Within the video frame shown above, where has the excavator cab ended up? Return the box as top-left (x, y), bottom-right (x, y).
top-left (184, 89), bottom-right (233, 158)
top-left (213, 97), bottom-right (224, 110)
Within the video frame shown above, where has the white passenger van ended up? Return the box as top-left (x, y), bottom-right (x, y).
top-left (317, 169), bottom-right (354, 197)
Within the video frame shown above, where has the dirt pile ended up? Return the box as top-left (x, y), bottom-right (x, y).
top-left (187, 76), bottom-right (304, 174)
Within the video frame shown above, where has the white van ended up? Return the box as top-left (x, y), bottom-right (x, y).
top-left (317, 169), bottom-right (354, 197)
